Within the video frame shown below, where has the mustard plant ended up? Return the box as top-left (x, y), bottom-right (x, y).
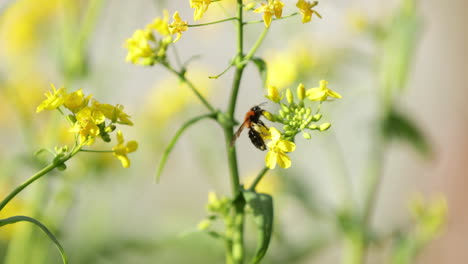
top-left (0, 84), bottom-right (137, 264)
top-left (125, 1), bottom-right (340, 263)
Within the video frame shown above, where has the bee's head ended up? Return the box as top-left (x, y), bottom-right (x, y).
top-left (251, 102), bottom-right (267, 115)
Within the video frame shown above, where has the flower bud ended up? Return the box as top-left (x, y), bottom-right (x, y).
top-left (197, 219), bottom-right (211, 231)
top-left (313, 113), bottom-right (322, 121)
top-left (105, 124), bottom-right (117, 133)
top-left (266, 85), bottom-right (281, 103)
top-left (286, 89), bottom-right (294, 104)
top-left (319, 123), bottom-right (331, 131)
top-left (302, 132), bottom-right (311, 139)
top-left (309, 124), bottom-right (318, 130)
top-left (297, 83), bottom-right (306, 100)
top-left (263, 111), bottom-right (275, 122)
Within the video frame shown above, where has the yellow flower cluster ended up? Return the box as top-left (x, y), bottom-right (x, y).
top-left (254, 0), bottom-right (322, 27)
top-left (125, 10), bottom-right (188, 65)
top-left (36, 84), bottom-right (137, 168)
top-left (263, 127), bottom-right (296, 169)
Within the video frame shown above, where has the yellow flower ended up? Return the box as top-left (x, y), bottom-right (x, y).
top-left (254, 0), bottom-right (285, 28)
top-left (112, 131), bottom-right (138, 168)
top-left (124, 29), bottom-right (156, 65)
top-left (190, 0), bottom-right (211, 21)
top-left (63, 88), bottom-right (91, 113)
top-left (36, 84), bottom-right (66, 113)
top-left (265, 85), bottom-right (282, 103)
top-left (69, 107), bottom-right (105, 144)
top-left (169, 11), bottom-right (188, 43)
top-left (91, 101), bottom-right (133, 126)
top-left (265, 127), bottom-right (295, 169)
top-left (147, 10), bottom-right (171, 36)
top-left (296, 0), bottom-right (322, 24)
top-left (306, 80), bottom-right (341, 101)
top-left (409, 194), bottom-right (448, 241)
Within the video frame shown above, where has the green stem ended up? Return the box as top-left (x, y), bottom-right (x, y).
top-left (189, 17), bottom-right (238, 27)
top-left (223, 2), bottom-right (246, 264)
top-left (244, 12), bottom-right (299, 25)
top-left (80, 149), bottom-right (114, 153)
top-left (243, 27), bottom-right (269, 63)
top-left (248, 167), bottom-right (269, 191)
top-left (0, 145), bottom-right (82, 212)
top-left (156, 113), bottom-right (216, 182)
top-left (162, 63), bottom-right (216, 113)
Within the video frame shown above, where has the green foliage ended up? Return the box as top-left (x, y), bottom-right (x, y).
top-left (0, 216), bottom-right (68, 264)
top-left (244, 191), bottom-right (274, 264)
top-left (251, 57), bottom-right (268, 88)
top-left (382, 109), bottom-right (431, 157)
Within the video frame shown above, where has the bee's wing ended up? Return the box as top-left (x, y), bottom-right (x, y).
top-left (230, 119), bottom-right (249, 146)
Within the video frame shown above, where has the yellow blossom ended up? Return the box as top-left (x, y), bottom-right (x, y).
top-left (306, 80), bottom-right (341, 101)
top-left (190, 0), bottom-right (211, 21)
top-left (169, 11), bottom-right (188, 43)
top-left (63, 88), bottom-right (91, 113)
top-left (254, 0), bottom-right (285, 28)
top-left (36, 84), bottom-right (66, 113)
top-left (91, 101), bottom-right (133, 126)
top-left (112, 131), bottom-right (138, 168)
top-left (147, 10), bottom-right (171, 36)
top-left (124, 29), bottom-right (156, 65)
top-left (265, 127), bottom-right (295, 169)
top-left (265, 85), bottom-right (282, 103)
top-left (69, 107), bottom-right (105, 144)
top-left (409, 194), bottom-right (448, 241)
top-left (296, 0), bottom-right (322, 23)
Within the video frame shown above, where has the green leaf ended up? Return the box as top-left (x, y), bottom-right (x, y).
top-left (382, 110), bottom-right (431, 158)
top-left (156, 113), bottom-right (215, 182)
top-left (0, 215), bottom-right (68, 264)
top-left (243, 191), bottom-right (274, 264)
top-left (251, 57), bottom-right (268, 87)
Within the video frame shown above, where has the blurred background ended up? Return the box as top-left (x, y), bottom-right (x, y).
top-left (0, 0), bottom-right (466, 263)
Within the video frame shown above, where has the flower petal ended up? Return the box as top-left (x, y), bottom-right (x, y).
top-left (265, 151), bottom-right (277, 169)
top-left (277, 139), bottom-right (296, 152)
top-left (269, 127), bottom-right (281, 141)
top-left (276, 152), bottom-right (291, 169)
top-left (306, 88), bottom-right (327, 101)
top-left (327, 89), bottom-right (342, 99)
top-left (127, 140), bottom-right (138, 152)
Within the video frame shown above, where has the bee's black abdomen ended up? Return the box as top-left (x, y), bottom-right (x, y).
top-left (248, 129), bottom-right (266, 151)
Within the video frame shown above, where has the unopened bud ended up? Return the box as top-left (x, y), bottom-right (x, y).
top-left (297, 83), bottom-right (306, 100)
top-left (262, 111), bottom-right (275, 122)
top-left (319, 123), bottom-right (331, 131)
top-left (286, 89), bottom-right (294, 104)
top-left (312, 114), bottom-right (322, 121)
top-left (197, 219), bottom-right (211, 231)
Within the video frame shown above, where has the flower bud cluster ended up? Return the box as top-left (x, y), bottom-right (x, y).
top-left (36, 84), bottom-right (138, 168)
top-left (264, 80), bottom-right (340, 140)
